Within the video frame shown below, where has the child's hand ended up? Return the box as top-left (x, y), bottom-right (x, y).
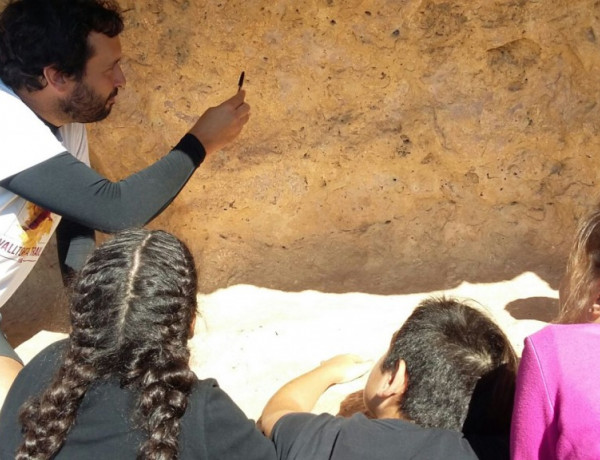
top-left (319, 354), bottom-right (373, 385)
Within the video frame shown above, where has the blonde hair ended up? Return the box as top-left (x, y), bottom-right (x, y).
top-left (558, 207), bottom-right (600, 323)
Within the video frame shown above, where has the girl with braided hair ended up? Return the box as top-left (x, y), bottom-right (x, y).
top-left (0, 229), bottom-right (276, 460)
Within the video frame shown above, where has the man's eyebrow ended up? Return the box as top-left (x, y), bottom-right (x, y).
top-left (107, 57), bottom-right (122, 68)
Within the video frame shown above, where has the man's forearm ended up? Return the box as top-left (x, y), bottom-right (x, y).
top-left (0, 134), bottom-right (205, 233)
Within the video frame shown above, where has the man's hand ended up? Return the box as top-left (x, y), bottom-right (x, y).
top-left (188, 90), bottom-right (250, 155)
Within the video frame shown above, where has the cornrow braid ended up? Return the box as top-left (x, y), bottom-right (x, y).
top-left (16, 229), bottom-right (199, 459)
top-left (119, 231), bottom-right (197, 459)
top-left (16, 346), bottom-right (97, 460)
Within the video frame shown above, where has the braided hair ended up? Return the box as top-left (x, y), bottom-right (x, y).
top-left (16, 229), bottom-right (198, 459)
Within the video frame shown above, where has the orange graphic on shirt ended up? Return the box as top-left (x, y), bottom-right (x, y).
top-left (20, 203), bottom-right (53, 248)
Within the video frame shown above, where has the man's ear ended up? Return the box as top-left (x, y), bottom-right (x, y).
top-left (377, 359), bottom-right (408, 398)
top-left (42, 66), bottom-right (73, 93)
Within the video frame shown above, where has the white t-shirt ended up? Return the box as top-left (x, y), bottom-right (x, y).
top-left (0, 80), bottom-right (89, 308)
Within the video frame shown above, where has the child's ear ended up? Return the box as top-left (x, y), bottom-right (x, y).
top-left (377, 359), bottom-right (408, 398)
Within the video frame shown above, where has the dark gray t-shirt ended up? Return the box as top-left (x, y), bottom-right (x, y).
top-left (0, 340), bottom-right (276, 460)
top-left (272, 412), bottom-right (480, 460)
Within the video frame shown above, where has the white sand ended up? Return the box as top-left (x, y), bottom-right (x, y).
top-left (16, 271), bottom-right (555, 420)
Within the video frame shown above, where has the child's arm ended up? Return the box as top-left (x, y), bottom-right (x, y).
top-left (258, 354), bottom-right (371, 438)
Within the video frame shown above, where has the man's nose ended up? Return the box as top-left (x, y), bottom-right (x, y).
top-left (114, 63), bottom-right (126, 88)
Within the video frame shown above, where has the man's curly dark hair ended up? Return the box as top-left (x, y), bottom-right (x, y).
top-left (0, 0), bottom-right (123, 91)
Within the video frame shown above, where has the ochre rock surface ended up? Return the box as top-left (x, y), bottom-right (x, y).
top-left (3, 0), bottom-right (600, 340)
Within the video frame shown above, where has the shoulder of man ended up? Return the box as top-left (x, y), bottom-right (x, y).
top-left (0, 79), bottom-right (66, 179)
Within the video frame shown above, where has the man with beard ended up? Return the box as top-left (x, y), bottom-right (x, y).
top-left (0, 0), bottom-right (250, 406)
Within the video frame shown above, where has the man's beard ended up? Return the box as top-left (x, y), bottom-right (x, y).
top-left (60, 81), bottom-right (117, 123)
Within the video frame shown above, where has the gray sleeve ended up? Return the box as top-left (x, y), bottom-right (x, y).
top-left (0, 134), bottom-right (205, 233)
top-left (55, 218), bottom-right (96, 286)
top-left (0, 320), bottom-right (22, 364)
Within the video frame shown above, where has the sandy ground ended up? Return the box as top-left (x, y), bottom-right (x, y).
top-left (14, 271), bottom-right (556, 420)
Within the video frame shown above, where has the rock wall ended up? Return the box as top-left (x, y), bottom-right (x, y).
top-left (5, 0), bottom-right (600, 322)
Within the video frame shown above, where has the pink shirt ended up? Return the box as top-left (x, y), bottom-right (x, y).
top-left (511, 324), bottom-right (600, 459)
